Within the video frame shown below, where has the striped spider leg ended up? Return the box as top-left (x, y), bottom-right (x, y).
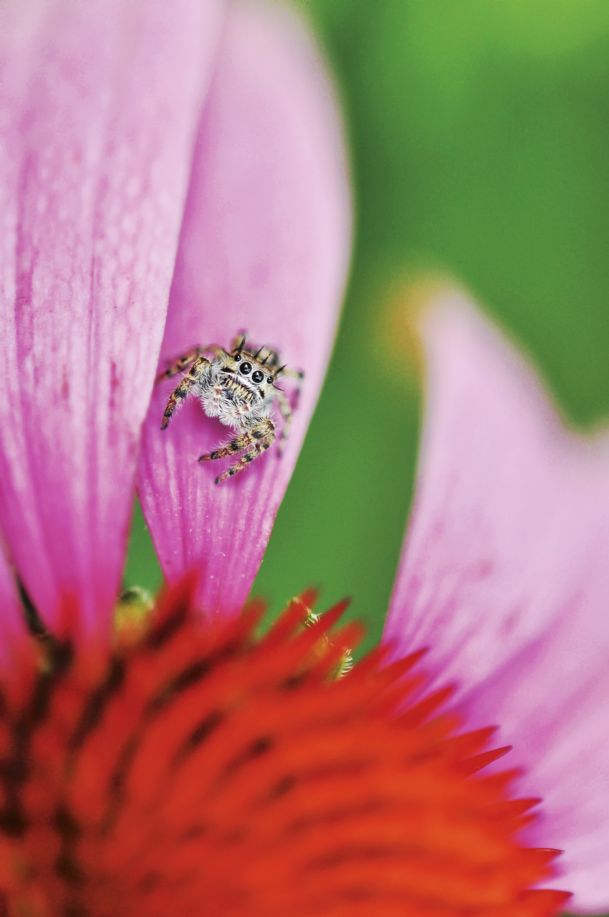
top-left (157, 344), bottom-right (227, 430)
top-left (156, 343), bottom-right (228, 382)
top-left (199, 417), bottom-right (276, 484)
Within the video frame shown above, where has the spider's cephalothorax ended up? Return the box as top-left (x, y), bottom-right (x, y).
top-left (158, 332), bottom-right (303, 484)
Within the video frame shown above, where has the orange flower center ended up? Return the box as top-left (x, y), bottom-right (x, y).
top-left (0, 586), bottom-right (569, 916)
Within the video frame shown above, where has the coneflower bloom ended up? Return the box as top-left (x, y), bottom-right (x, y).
top-left (0, 1), bottom-right (603, 915)
top-left (0, 581), bottom-right (569, 915)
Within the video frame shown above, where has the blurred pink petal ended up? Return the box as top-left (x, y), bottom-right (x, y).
top-left (0, 0), bottom-right (223, 631)
top-left (138, 0), bottom-right (351, 617)
top-left (385, 289), bottom-right (609, 912)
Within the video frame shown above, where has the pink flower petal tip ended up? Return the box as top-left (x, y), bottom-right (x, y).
top-left (138, 0), bottom-right (352, 618)
top-left (385, 284), bottom-right (609, 913)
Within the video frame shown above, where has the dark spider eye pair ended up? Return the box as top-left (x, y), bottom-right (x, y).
top-left (234, 354), bottom-right (272, 384)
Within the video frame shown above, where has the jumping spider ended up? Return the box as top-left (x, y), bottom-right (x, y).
top-left (157, 332), bottom-right (304, 484)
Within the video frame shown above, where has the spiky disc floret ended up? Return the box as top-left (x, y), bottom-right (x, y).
top-left (0, 585), bottom-right (569, 916)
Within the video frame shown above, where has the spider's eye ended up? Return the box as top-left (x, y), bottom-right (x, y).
top-left (267, 376), bottom-right (273, 384)
top-left (252, 370), bottom-right (264, 383)
top-left (233, 353), bottom-right (241, 362)
top-left (239, 361), bottom-right (252, 375)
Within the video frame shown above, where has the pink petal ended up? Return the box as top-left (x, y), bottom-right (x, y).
top-left (0, 1), bottom-right (223, 631)
top-left (384, 288), bottom-right (609, 912)
top-left (137, 1), bottom-right (351, 616)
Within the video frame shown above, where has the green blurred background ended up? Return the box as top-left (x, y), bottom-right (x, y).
top-left (126, 5), bottom-right (609, 910)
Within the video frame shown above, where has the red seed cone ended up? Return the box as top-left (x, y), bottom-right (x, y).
top-left (0, 582), bottom-right (569, 916)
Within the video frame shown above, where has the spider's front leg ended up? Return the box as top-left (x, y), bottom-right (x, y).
top-left (197, 418), bottom-right (274, 463)
top-left (213, 421), bottom-right (276, 484)
top-left (156, 344), bottom-right (225, 383)
top-left (156, 347), bottom-right (203, 383)
top-left (274, 388), bottom-right (293, 455)
top-left (280, 366), bottom-right (304, 409)
top-left (274, 367), bottom-right (305, 453)
top-left (160, 355), bottom-right (210, 430)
